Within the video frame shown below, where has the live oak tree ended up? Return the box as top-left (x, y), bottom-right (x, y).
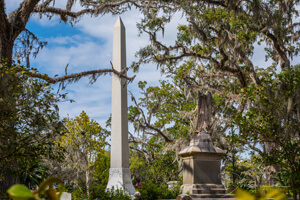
top-left (0, 62), bottom-right (64, 197)
top-left (127, 78), bottom-right (245, 185)
top-left (0, 0), bottom-right (136, 196)
top-left (233, 66), bottom-right (300, 199)
top-left (128, 80), bottom-right (193, 183)
top-left (131, 0), bottom-right (300, 198)
top-left (47, 111), bottom-right (107, 199)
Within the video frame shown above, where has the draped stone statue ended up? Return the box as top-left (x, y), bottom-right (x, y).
top-left (196, 91), bottom-right (212, 133)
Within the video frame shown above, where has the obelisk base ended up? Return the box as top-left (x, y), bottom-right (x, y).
top-left (106, 168), bottom-right (136, 195)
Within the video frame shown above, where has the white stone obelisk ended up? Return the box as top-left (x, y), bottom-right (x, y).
top-left (106, 17), bottom-right (136, 195)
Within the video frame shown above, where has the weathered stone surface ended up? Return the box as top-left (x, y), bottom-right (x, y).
top-left (106, 168), bottom-right (136, 195)
top-left (179, 132), bottom-right (234, 199)
top-left (60, 192), bottom-right (71, 200)
top-left (167, 181), bottom-right (180, 190)
top-left (179, 132), bottom-right (224, 156)
top-left (106, 17), bottom-right (135, 195)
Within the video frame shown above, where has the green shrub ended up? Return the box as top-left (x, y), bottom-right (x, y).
top-left (89, 185), bottom-right (130, 200)
top-left (72, 188), bottom-right (87, 200)
top-left (135, 182), bottom-right (181, 200)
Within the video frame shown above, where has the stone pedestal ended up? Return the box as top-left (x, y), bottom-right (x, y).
top-left (167, 181), bottom-right (180, 190)
top-left (60, 192), bottom-right (71, 200)
top-left (107, 168), bottom-right (136, 194)
top-left (179, 132), bottom-right (234, 199)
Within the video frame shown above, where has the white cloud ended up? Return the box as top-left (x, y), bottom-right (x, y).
top-left (47, 35), bottom-right (81, 45)
top-left (28, 7), bottom-right (187, 127)
top-left (32, 38), bottom-right (112, 76)
top-left (56, 76), bottom-right (112, 125)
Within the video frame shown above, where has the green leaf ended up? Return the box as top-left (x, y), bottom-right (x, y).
top-left (7, 184), bottom-right (36, 200)
top-left (37, 177), bottom-right (62, 194)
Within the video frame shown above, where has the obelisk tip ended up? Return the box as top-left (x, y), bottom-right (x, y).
top-left (114, 16), bottom-right (125, 28)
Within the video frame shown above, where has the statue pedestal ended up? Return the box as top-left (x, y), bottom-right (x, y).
top-left (179, 132), bottom-right (234, 199)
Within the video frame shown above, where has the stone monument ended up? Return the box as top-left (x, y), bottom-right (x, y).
top-left (106, 17), bottom-right (136, 195)
top-left (178, 92), bottom-right (233, 199)
top-left (60, 192), bottom-right (71, 200)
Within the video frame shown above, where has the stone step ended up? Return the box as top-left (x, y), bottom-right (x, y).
top-left (190, 184), bottom-right (226, 189)
top-left (190, 193), bottom-right (235, 199)
top-left (191, 189), bottom-right (227, 195)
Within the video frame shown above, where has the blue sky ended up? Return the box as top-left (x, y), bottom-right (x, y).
top-left (5, 0), bottom-right (186, 128)
top-left (5, 0), bottom-right (284, 130)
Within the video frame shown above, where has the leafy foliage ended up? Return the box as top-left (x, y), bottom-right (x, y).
top-left (0, 61), bottom-right (64, 196)
top-left (88, 185), bottom-right (130, 200)
top-left (131, 0), bottom-right (300, 198)
top-left (128, 80), bottom-right (194, 184)
top-left (7, 177), bottom-right (65, 200)
top-left (134, 182), bottom-right (181, 200)
top-left (19, 162), bottom-right (50, 190)
top-left (233, 65), bottom-right (300, 197)
top-left (46, 111), bottom-right (107, 199)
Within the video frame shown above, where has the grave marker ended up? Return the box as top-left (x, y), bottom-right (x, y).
top-left (106, 17), bottom-right (136, 195)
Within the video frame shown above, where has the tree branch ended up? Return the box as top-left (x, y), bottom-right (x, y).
top-left (262, 29), bottom-right (290, 69)
top-left (129, 92), bottom-right (173, 143)
top-left (129, 146), bottom-right (151, 164)
top-left (33, 0), bottom-right (134, 20)
top-left (19, 0), bottom-right (41, 24)
top-left (129, 91), bottom-right (149, 124)
top-left (0, 0), bottom-right (7, 27)
top-left (219, 40), bottom-right (248, 87)
top-left (139, 123), bottom-right (173, 143)
top-left (234, 47), bottom-right (261, 85)
top-left (129, 137), bottom-right (160, 148)
top-left (244, 140), bottom-right (264, 157)
top-left (6, 0), bottom-right (40, 41)
top-left (25, 67), bottom-right (135, 84)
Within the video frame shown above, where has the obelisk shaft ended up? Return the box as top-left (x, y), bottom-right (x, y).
top-left (111, 16), bottom-right (129, 168)
top-left (106, 17), bottom-right (135, 195)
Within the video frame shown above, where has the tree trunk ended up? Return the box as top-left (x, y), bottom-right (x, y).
top-left (0, 162), bottom-right (20, 199)
top-left (264, 142), bottom-right (280, 185)
top-left (0, 25), bottom-right (14, 65)
top-left (0, 26), bottom-right (20, 196)
top-left (232, 154), bottom-right (236, 184)
top-left (0, 109), bottom-right (20, 197)
top-left (86, 166), bottom-right (90, 199)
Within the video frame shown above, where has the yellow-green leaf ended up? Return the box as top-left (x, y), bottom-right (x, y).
top-left (7, 184), bottom-right (36, 200)
top-left (45, 186), bottom-right (57, 200)
top-left (235, 188), bottom-right (255, 200)
top-left (37, 177), bottom-right (62, 194)
top-left (264, 189), bottom-right (287, 200)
